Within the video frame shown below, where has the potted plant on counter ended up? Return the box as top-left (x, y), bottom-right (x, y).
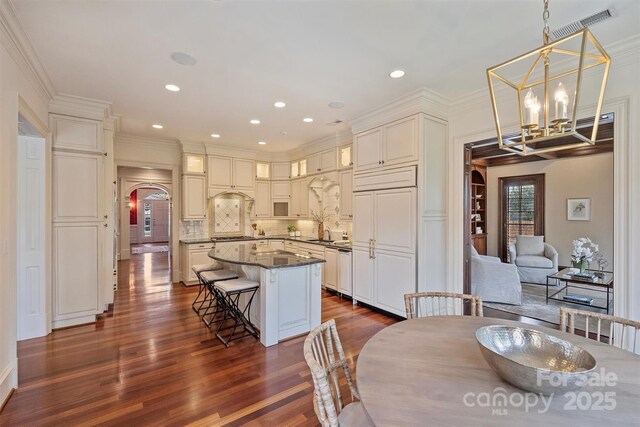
top-left (288, 224), bottom-right (297, 237)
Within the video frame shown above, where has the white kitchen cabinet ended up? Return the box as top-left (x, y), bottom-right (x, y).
top-left (180, 241), bottom-right (216, 285)
top-left (338, 249), bottom-right (353, 296)
top-left (269, 240), bottom-right (285, 250)
top-left (208, 156), bottom-right (255, 190)
top-left (53, 223), bottom-right (102, 323)
top-left (256, 162), bottom-right (270, 179)
top-left (182, 175), bottom-right (207, 220)
top-left (272, 162), bottom-right (290, 180)
top-left (299, 243), bottom-right (325, 285)
top-left (254, 181), bottom-right (271, 217)
top-left (353, 246), bottom-right (374, 304)
top-left (290, 179), bottom-right (309, 218)
top-left (320, 148), bottom-right (337, 172)
top-left (271, 180), bottom-right (290, 198)
top-left (306, 152), bottom-right (320, 174)
top-left (51, 114), bottom-right (102, 153)
top-left (353, 114), bottom-right (419, 173)
top-left (339, 170), bottom-right (353, 220)
top-left (53, 151), bottom-right (103, 222)
top-left (284, 240), bottom-right (299, 253)
top-left (184, 153), bottom-right (205, 174)
top-left (340, 145), bottom-right (353, 168)
top-left (353, 128), bottom-right (382, 172)
top-left (291, 161), bottom-right (299, 178)
top-left (353, 187), bottom-right (416, 317)
top-left (324, 248), bottom-right (338, 290)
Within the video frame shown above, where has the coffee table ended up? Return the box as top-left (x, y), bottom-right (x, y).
top-left (546, 268), bottom-right (613, 313)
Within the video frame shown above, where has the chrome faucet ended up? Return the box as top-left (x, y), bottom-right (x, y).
top-left (324, 226), bottom-right (332, 241)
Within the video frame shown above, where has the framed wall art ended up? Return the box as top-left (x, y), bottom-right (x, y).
top-left (567, 198), bottom-right (591, 221)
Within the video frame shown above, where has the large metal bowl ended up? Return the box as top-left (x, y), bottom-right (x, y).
top-left (476, 325), bottom-right (597, 395)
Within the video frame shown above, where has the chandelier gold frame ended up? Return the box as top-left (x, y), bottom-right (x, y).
top-left (487, 28), bottom-right (610, 156)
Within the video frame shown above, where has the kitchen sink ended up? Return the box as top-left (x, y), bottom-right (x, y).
top-left (307, 239), bottom-right (350, 245)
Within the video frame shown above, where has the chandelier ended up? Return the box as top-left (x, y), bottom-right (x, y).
top-left (487, 0), bottom-right (611, 156)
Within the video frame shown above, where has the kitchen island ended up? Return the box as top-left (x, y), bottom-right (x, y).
top-left (208, 242), bottom-right (325, 347)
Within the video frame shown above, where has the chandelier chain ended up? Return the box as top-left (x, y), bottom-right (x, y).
top-left (543, 0), bottom-right (550, 44)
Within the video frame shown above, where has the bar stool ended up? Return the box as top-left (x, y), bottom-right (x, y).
top-left (200, 269), bottom-right (239, 327)
top-left (213, 278), bottom-right (260, 347)
top-left (192, 263), bottom-right (222, 314)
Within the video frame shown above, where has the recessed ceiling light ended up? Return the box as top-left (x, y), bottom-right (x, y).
top-left (250, 119), bottom-right (261, 125)
top-left (165, 84), bottom-right (180, 92)
top-left (258, 141), bottom-right (267, 145)
top-left (152, 124), bottom-right (163, 129)
top-left (170, 52), bottom-right (197, 66)
top-left (389, 69), bottom-right (406, 78)
top-left (211, 133), bottom-right (221, 138)
top-left (274, 101), bottom-right (286, 108)
top-left (303, 118), bottom-right (314, 123)
top-left (328, 101), bottom-right (345, 109)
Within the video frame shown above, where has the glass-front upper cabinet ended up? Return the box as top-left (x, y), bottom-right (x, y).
top-left (184, 153), bottom-right (205, 174)
top-left (256, 162), bottom-right (270, 179)
top-left (291, 159), bottom-right (308, 178)
top-left (340, 145), bottom-right (352, 168)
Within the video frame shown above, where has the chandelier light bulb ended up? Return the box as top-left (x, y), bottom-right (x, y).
top-left (523, 89), bottom-right (539, 125)
top-left (554, 82), bottom-right (569, 120)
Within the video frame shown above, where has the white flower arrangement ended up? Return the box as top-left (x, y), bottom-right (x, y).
top-left (571, 237), bottom-right (599, 264)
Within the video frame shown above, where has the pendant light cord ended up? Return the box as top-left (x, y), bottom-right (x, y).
top-left (543, 0), bottom-right (550, 44)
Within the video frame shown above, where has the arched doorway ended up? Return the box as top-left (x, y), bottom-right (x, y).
top-left (127, 186), bottom-right (171, 255)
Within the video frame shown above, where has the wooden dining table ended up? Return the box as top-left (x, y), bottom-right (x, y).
top-left (357, 316), bottom-right (640, 426)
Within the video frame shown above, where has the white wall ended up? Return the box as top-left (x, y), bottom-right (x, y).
top-left (0, 6), bottom-right (51, 405)
top-left (449, 36), bottom-right (640, 323)
top-left (485, 153), bottom-right (614, 267)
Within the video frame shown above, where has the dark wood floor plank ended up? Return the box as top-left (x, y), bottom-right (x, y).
top-left (0, 250), bottom-right (547, 426)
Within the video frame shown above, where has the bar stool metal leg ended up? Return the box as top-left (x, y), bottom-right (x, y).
top-left (213, 279), bottom-right (260, 347)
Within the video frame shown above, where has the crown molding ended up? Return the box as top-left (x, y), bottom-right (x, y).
top-left (349, 87), bottom-right (450, 135)
top-left (115, 133), bottom-right (180, 153)
top-left (0, 1), bottom-right (56, 102)
top-left (179, 140), bottom-right (207, 155)
top-left (49, 93), bottom-right (113, 121)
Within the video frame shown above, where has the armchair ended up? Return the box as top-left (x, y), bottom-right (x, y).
top-left (508, 235), bottom-right (558, 284)
top-left (470, 246), bottom-right (522, 305)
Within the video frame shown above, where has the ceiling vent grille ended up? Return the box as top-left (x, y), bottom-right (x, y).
top-left (326, 119), bottom-right (343, 126)
top-left (551, 9), bottom-right (615, 40)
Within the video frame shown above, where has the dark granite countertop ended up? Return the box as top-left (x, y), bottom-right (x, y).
top-left (180, 235), bottom-right (352, 250)
top-left (207, 243), bottom-right (326, 269)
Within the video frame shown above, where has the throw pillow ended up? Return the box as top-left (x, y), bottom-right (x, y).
top-left (516, 235), bottom-right (544, 256)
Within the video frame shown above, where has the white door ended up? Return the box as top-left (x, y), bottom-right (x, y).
top-left (140, 199), bottom-right (169, 243)
top-left (254, 181), bottom-right (271, 217)
top-left (153, 200), bottom-right (170, 242)
top-left (324, 249), bottom-right (338, 290)
top-left (339, 170), bottom-right (353, 220)
top-left (17, 136), bottom-right (47, 340)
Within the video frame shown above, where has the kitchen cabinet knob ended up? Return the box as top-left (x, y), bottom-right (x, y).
top-left (378, 160), bottom-right (381, 165)
top-left (103, 223), bottom-right (108, 227)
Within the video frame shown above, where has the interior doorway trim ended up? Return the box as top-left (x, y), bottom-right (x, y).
top-left (115, 160), bottom-right (181, 283)
top-left (451, 96), bottom-right (633, 322)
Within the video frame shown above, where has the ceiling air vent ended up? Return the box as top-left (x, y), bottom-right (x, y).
top-left (551, 9), bottom-right (615, 40)
top-left (326, 119), bottom-right (343, 126)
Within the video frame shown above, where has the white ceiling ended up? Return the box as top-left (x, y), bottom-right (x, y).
top-left (12, 0), bottom-right (640, 152)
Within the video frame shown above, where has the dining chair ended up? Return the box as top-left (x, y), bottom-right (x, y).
top-left (303, 319), bottom-right (370, 427)
top-left (559, 307), bottom-right (640, 354)
top-left (404, 292), bottom-right (483, 319)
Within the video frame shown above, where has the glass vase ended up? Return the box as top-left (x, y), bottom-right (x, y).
top-left (572, 260), bottom-right (587, 273)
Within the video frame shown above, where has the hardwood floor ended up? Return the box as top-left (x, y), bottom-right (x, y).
top-left (1, 251), bottom-right (554, 426)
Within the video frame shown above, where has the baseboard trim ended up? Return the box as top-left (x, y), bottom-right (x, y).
top-left (52, 314), bottom-right (96, 330)
top-left (0, 364), bottom-right (17, 413)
